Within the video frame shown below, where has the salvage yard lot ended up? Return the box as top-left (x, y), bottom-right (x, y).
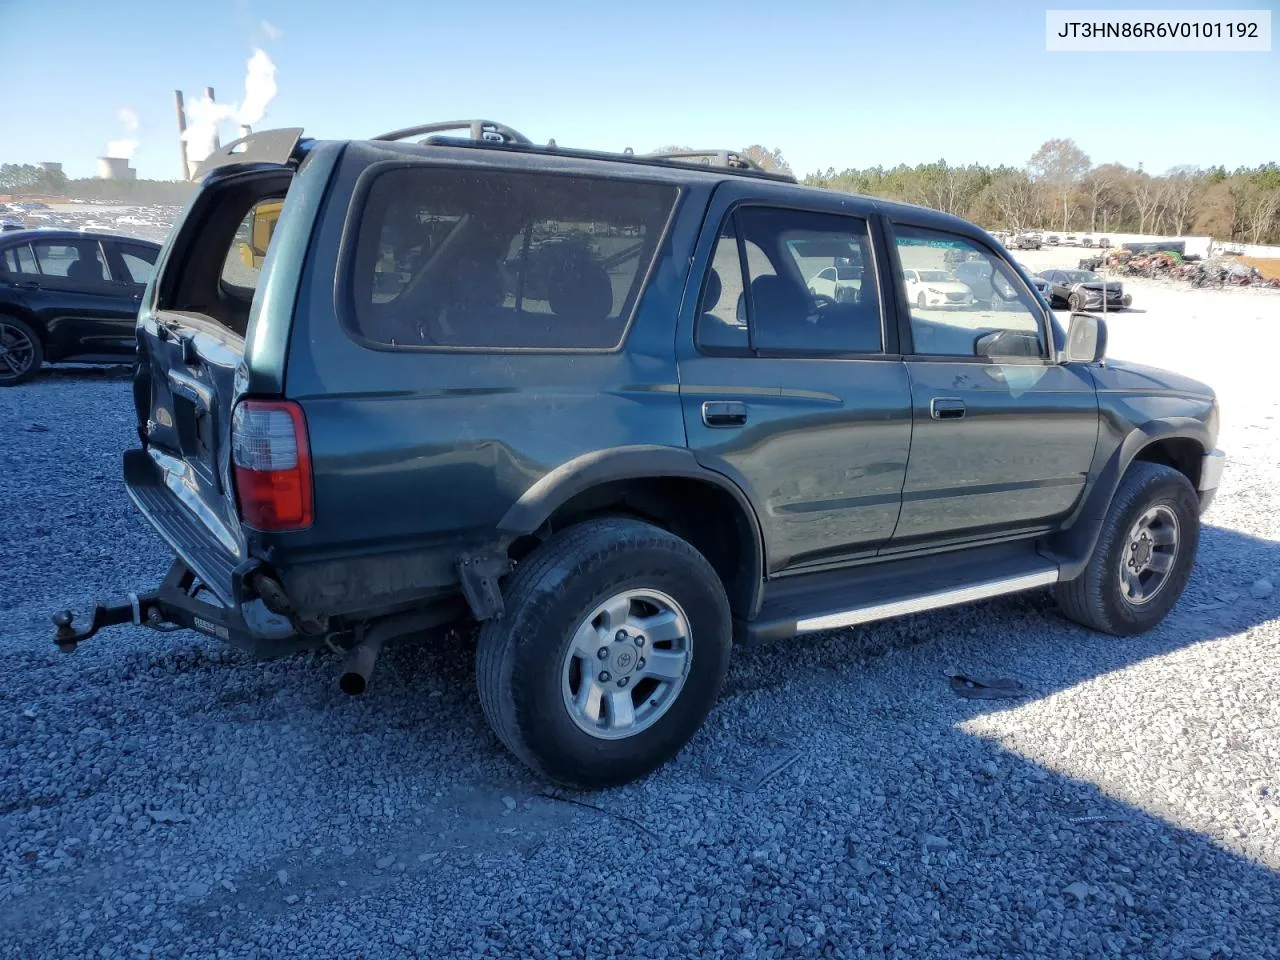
top-left (1, 257), bottom-right (1278, 957)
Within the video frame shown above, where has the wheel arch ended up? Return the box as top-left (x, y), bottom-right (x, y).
top-left (498, 446), bottom-right (766, 619)
top-left (1044, 418), bottom-right (1210, 579)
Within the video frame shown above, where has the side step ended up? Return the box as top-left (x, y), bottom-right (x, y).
top-left (744, 543), bottom-right (1060, 642)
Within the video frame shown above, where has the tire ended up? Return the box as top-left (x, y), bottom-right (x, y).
top-left (0, 315), bottom-right (43, 386)
top-left (476, 516), bottom-right (732, 788)
top-left (916, 292), bottom-right (926, 308)
top-left (1055, 461), bottom-right (1200, 636)
top-left (1068, 292), bottom-right (1083, 312)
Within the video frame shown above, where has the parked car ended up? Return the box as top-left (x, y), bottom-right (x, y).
top-left (1038, 268), bottom-right (1133, 311)
top-left (1009, 232), bottom-right (1042, 250)
top-left (53, 120), bottom-right (1223, 790)
top-left (0, 229), bottom-right (160, 385)
top-left (902, 268), bottom-right (972, 307)
top-left (806, 262), bottom-right (866, 303)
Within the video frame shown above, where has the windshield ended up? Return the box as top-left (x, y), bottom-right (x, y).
top-left (1065, 270), bottom-right (1100, 282)
top-left (918, 270), bottom-right (950, 282)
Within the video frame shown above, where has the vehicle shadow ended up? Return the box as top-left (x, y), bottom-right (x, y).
top-left (34, 364), bottom-right (134, 381)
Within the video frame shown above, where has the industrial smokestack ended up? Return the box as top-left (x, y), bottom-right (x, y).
top-left (174, 90), bottom-right (190, 180)
top-left (205, 87), bottom-right (220, 151)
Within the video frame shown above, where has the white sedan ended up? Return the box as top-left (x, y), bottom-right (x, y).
top-left (807, 264), bottom-right (863, 303)
top-left (903, 269), bottom-right (972, 308)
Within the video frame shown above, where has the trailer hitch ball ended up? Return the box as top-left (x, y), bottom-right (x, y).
top-left (53, 610), bottom-right (79, 653)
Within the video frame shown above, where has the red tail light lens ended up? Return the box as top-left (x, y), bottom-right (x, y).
top-left (231, 400), bottom-right (313, 531)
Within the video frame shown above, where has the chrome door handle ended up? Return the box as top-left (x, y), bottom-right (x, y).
top-left (930, 397), bottom-right (966, 420)
top-left (702, 400), bottom-right (748, 427)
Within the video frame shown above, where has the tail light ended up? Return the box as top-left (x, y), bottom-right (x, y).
top-left (231, 400), bottom-right (313, 531)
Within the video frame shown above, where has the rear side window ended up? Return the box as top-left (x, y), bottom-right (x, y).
top-left (32, 241), bottom-right (108, 281)
top-left (348, 168), bottom-right (678, 350)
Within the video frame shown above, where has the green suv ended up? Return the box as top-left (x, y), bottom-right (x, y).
top-left (54, 120), bottom-right (1224, 788)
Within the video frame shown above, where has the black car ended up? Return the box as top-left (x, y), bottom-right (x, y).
top-left (1038, 268), bottom-right (1132, 311)
top-left (55, 121), bottom-right (1222, 789)
top-left (0, 229), bottom-right (161, 385)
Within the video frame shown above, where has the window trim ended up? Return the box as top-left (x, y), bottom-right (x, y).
top-left (885, 218), bottom-right (1054, 365)
top-left (334, 160), bottom-right (684, 355)
top-left (693, 200), bottom-right (891, 361)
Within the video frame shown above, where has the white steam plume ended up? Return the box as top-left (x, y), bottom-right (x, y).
top-left (237, 48), bottom-right (278, 127)
top-left (181, 48), bottom-right (278, 164)
top-left (106, 106), bottom-right (140, 159)
top-left (261, 20), bottom-right (282, 40)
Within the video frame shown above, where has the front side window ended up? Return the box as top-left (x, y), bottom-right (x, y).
top-left (31, 241), bottom-right (108, 282)
top-left (892, 224), bottom-right (1045, 359)
top-left (349, 168), bottom-right (678, 350)
top-left (696, 206), bottom-right (882, 356)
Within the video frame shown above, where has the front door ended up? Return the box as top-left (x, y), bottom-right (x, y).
top-left (677, 189), bottom-right (912, 574)
top-left (883, 221), bottom-right (1099, 551)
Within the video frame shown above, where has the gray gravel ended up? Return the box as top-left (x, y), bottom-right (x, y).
top-left (2, 325), bottom-right (1279, 958)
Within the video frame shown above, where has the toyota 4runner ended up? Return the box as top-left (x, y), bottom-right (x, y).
top-left (53, 120), bottom-right (1224, 788)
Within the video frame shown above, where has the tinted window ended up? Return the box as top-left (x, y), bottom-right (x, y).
top-left (893, 224), bottom-right (1045, 359)
top-left (697, 207), bottom-right (882, 356)
top-left (119, 244), bottom-right (158, 285)
top-left (32, 240), bottom-right (108, 281)
top-left (2, 243), bottom-right (38, 275)
top-left (349, 168), bottom-right (677, 350)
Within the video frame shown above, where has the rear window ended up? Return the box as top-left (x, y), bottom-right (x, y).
top-left (347, 167), bottom-right (678, 350)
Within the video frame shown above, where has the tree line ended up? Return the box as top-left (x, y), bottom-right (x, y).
top-left (802, 140), bottom-right (1280, 245)
top-left (1, 163), bottom-right (195, 205)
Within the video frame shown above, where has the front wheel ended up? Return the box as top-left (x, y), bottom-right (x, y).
top-left (1055, 462), bottom-right (1200, 636)
top-left (476, 517), bottom-right (732, 789)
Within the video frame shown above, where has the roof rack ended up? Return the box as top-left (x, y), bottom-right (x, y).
top-left (641, 149), bottom-right (766, 172)
top-left (365, 119), bottom-right (797, 183)
top-left (373, 119), bottom-right (532, 146)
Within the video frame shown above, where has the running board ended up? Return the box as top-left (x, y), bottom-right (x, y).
top-left (744, 544), bottom-right (1060, 642)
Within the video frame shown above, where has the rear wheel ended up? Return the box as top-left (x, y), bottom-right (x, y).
top-left (476, 517), bottom-right (732, 788)
top-left (916, 292), bottom-right (926, 308)
top-left (1056, 462), bottom-right (1199, 636)
top-left (0, 316), bottom-right (42, 386)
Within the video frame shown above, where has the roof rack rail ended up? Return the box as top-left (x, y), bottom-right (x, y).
top-left (642, 149), bottom-right (766, 172)
top-left (373, 119), bottom-right (532, 146)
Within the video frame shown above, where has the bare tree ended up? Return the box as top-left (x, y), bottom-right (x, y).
top-left (1129, 173), bottom-right (1160, 234)
top-left (1241, 188), bottom-right (1280, 244)
top-left (989, 171), bottom-right (1036, 233)
top-left (1161, 166), bottom-right (1201, 235)
top-left (1026, 139), bottom-right (1091, 231)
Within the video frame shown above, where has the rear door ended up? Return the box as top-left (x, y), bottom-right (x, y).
top-left (883, 220), bottom-right (1099, 551)
top-left (22, 238), bottom-right (139, 358)
top-left (677, 185), bottom-right (912, 574)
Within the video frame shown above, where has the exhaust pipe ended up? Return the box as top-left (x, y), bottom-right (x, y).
top-left (339, 635), bottom-right (382, 696)
top-left (337, 604), bottom-right (465, 695)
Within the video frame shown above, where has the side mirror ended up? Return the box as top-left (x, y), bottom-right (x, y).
top-left (1065, 312), bottom-right (1107, 363)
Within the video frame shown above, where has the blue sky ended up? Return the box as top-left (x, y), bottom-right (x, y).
top-left (1, 0), bottom-right (1276, 180)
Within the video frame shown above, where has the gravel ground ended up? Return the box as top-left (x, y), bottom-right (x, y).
top-left (1, 280), bottom-right (1278, 959)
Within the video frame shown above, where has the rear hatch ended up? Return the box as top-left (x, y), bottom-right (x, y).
top-left (127, 140), bottom-right (305, 603)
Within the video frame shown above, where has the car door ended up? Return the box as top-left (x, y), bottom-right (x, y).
top-left (884, 219), bottom-right (1099, 552)
top-left (677, 187), bottom-right (912, 574)
top-left (27, 238), bottom-right (140, 359)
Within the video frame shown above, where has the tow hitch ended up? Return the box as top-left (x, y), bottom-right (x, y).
top-left (52, 560), bottom-right (253, 653)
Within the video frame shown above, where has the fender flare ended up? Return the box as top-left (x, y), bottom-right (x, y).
top-left (1046, 417), bottom-right (1211, 580)
top-left (498, 445), bottom-right (767, 617)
